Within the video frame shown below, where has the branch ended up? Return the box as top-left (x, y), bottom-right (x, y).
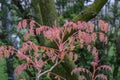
top-left (36, 58), bottom-right (59, 79)
top-left (73, 0), bottom-right (108, 22)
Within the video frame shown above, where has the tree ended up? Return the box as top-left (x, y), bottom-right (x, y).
top-left (0, 19), bottom-right (112, 80)
top-left (38, 0), bottom-right (58, 26)
top-left (1, 0), bottom-right (20, 80)
top-left (32, 0), bottom-right (108, 80)
top-left (0, 0), bottom-right (109, 80)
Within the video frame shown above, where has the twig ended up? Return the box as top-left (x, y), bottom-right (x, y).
top-left (36, 58), bottom-right (59, 79)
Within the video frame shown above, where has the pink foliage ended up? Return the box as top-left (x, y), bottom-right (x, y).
top-left (17, 21), bottom-right (22, 30)
top-left (81, 32), bottom-right (91, 44)
top-left (43, 27), bottom-right (60, 41)
top-left (71, 67), bottom-right (91, 75)
top-left (17, 19), bottom-right (102, 77)
top-left (22, 19), bottom-right (27, 29)
top-left (0, 46), bottom-right (15, 59)
top-left (29, 29), bottom-right (34, 36)
top-left (17, 51), bottom-right (27, 60)
top-left (33, 59), bottom-right (45, 69)
top-left (92, 47), bottom-right (99, 62)
top-left (14, 63), bottom-right (28, 76)
top-left (77, 21), bottom-right (87, 30)
top-left (86, 23), bottom-right (94, 33)
top-left (20, 79), bottom-right (26, 80)
top-left (29, 20), bottom-right (35, 29)
top-left (95, 74), bottom-right (107, 80)
top-left (99, 32), bottom-right (105, 42)
top-left (96, 65), bottom-right (112, 72)
top-left (98, 20), bottom-right (109, 33)
top-left (24, 32), bottom-right (29, 41)
top-left (87, 45), bottom-right (91, 52)
top-left (91, 32), bottom-right (97, 42)
top-left (0, 19), bottom-right (112, 79)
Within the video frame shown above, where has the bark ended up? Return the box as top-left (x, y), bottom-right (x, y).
top-left (31, 0), bottom-right (43, 25)
top-left (2, 0), bottom-right (17, 80)
top-left (73, 0), bottom-right (108, 22)
top-left (39, 0), bottom-right (58, 26)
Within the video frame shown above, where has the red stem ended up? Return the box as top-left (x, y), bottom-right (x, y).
top-left (92, 65), bottom-right (96, 80)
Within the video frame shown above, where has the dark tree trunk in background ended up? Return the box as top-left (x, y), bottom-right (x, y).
top-left (2, 0), bottom-right (20, 80)
top-left (113, 0), bottom-right (120, 79)
top-left (39, 0), bottom-right (58, 26)
top-left (31, 0), bottom-right (43, 25)
top-left (2, 0), bottom-right (15, 80)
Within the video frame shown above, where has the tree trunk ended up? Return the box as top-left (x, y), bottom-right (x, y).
top-left (2, 0), bottom-right (16, 80)
top-left (112, 0), bottom-right (120, 79)
top-left (39, 0), bottom-right (58, 26)
top-left (73, 0), bottom-right (108, 22)
top-left (31, 0), bottom-right (43, 25)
